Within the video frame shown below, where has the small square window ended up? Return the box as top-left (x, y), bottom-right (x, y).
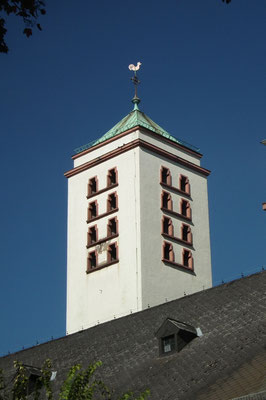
top-left (162, 334), bottom-right (175, 353)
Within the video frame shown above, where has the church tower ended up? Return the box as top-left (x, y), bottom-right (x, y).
top-left (65, 66), bottom-right (212, 334)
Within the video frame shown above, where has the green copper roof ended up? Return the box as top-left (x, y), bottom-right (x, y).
top-left (74, 108), bottom-right (200, 155)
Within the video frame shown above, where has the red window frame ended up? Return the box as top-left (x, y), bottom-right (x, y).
top-left (107, 167), bottom-right (118, 187)
top-left (162, 241), bottom-right (174, 262)
top-left (161, 191), bottom-right (173, 210)
top-left (88, 200), bottom-right (98, 220)
top-left (183, 249), bottom-right (193, 269)
top-left (180, 199), bottom-right (191, 219)
top-left (160, 166), bottom-right (172, 186)
top-left (88, 176), bottom-right (98, 196)
top-left (107, 242), bottom-right (118, 262)
top-left (179, 175), bottom-right (190, 195)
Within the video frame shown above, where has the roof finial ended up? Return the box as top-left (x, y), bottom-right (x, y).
top-left (128, 62), bottom-right (141, 110)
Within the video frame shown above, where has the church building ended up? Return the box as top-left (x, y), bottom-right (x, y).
top-left (64, 65), bottom-right (212, 335)
top-left (1, 66), bottom-right (265, 400)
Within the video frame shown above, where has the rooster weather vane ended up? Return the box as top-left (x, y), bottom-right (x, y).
top-left (128, 62), bottom-right (142, 109)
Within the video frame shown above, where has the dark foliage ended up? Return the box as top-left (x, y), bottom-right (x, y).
top-left (0, 360), bottom-right (150, 400)
top-left (0, 0), bottom-right (46, 53)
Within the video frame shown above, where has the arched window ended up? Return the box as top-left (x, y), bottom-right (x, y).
top-left (161, 191), bottom-right (172, 210)
top-left (181, 224), bottom-right (192, 243)
top-left (88, 201), bottom-right (98, 220)
top-left (108, 243), bottom-right (118, 262)
top-left (163, 242), bottom-right (174, 262)
top-left (183, 249), bottom-right (193, 269)
top-left (180, 199), bottom-right (191, 219)
top-left (107, 217), bottom-right (118, 237)
top-left (179, 175), bottom-right (190, 194)
top-left (107, 192), bottom-right (118, 211)
top-left (88, 176), bottom-right (98, 195)
top-left (162, 216), bottom-right (173, 236)
top-left (88, 251), bottom-right (97, 270)
top-left (88, 225), bottom-right (97, 245)
top-left (107, 168), bottom-right (118, 187)
top-left (161, 166), bottom-right (171, 186)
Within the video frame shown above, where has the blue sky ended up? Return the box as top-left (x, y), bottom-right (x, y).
top-left (0, 0), bottom-right (265, 356)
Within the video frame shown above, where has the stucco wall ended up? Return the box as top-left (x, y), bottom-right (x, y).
top-left (67, 146), bottom-right (142, 334)
top-left (138, 147), bottom-right (212, 309)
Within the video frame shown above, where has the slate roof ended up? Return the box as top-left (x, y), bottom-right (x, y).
top-left (1, 271), bottom-right (266, 400)
top-left (233, 392), bottom-right (266, 400)
top-left (73, 108), bottom-right (200, 155)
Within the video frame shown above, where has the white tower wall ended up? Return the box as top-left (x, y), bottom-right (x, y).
top-left (65, 119), bottom-right (212, 334)
top-left (67, 143), bottom-right (142, 334)
top-left (138, 144), bottom-right (212, 309)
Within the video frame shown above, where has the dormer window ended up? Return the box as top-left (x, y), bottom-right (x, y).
top-left (27, 373), bottom-right (40, 395)
top-left (162, 334), bottom-right (175, 353)
top-left (161, 166), bottom-right (171, 185)
top-left (155, 318), bottom-right (202, 356)
top-left (15, 364), bottom-right (57, 396)
top-left (107, 168), bottom-right (117, 187)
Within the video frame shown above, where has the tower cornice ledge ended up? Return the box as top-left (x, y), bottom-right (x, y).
top-left (64, 138), bottom-right (210, 179)
top-left (71, 125), bottom-right (203, 160)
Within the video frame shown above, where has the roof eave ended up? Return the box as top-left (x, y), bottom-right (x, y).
top-left (72, 125), bottom-right (202, 160)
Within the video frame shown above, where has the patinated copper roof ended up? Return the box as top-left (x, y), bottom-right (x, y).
top-left (74, 108), bottom-right (200, 155)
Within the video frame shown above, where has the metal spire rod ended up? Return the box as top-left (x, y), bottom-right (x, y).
top-left (128, 62), bottom-right (142, 110)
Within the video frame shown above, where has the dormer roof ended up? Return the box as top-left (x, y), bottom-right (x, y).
top-left (155, 318), bottom-right (201, 338)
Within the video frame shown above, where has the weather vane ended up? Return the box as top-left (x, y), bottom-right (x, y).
top-left (128, 62), bottom-right (142, 109)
